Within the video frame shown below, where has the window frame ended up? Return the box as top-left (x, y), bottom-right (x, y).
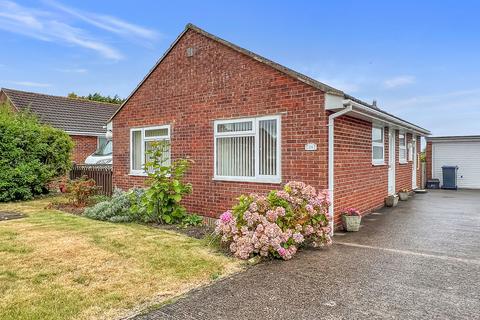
top-left (213, 115), bottom-right (281, 183)
top-left (97, 136), bottom-right (107, 149)
top-left (130, 125), bottom-right (171, 176)
top-left (371, 125), bottom-right (385, 166)
top-left (398, 130), bottom-right (407, 164)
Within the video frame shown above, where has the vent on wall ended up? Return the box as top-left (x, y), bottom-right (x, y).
top-left (186, 47), bottom-right (195, 57)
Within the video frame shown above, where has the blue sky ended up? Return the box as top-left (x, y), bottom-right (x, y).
top-left (1, 0), bottom-right (479, 138)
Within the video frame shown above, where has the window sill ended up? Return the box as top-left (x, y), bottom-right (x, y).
top-left (399, 161), bottom-right (408, 165)
top-left (129, 172), bottom-right (147, 177)
top-left (213, 176), bottom-right (282, 184)
top-left (372, 162), bottom-right (386, 166)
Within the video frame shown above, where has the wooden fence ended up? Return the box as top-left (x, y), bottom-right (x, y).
top-left (69, 164), bottom-right (113, 196)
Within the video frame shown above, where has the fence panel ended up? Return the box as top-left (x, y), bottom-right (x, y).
top-left (421, 162), bottom-right (426, 189)
top-left (69, 164), bottom-right (113, 196)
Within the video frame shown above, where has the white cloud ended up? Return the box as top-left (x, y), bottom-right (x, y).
top-left (387, 88), bottom-right (480, 108)
top-left (384, 75), bottom-right (415, 88)
top-left (45, 0), bottom-right (158, 40)
top-left (56, 68), bottom-right (88, 73)
top-left (8, 81), bottom-right (52, 87)
top-left (0, 1), bottom-right (158, 60)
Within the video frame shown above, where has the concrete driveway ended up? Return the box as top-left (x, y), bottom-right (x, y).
top-left (136, 190), bottom-right (480, 320)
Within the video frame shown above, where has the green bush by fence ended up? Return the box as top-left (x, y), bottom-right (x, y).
top-left (0, 103), bottom-right (73, 201)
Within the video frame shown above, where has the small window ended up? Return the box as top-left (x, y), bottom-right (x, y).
top-left (214, 116), bottom-right (281, 183)
top-left (372, 125), bottom-right (384, 165)
top-left (130, 125), bottom-right (170, 175)
top-left (399, 131), bottom-right (407, 163)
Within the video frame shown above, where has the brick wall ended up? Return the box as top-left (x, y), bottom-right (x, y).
top-left (111, 27), bottom-right (424, 223)
top-left (426, 141), bottom-right (433, 180)
top-left (70, 135), bottom-right (98, 164)
top-left (112, 28), bottom-right (329, 218)
top-left (333, 116), bottom-right (389, 225)
top-left (395, 132), bottom-right (414, 192)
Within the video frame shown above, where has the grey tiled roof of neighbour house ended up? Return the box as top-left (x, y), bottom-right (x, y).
top-left (1, 88), bottom-right (120, 135)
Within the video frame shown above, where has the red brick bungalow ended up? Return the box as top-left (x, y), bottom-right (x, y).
top-left (0, 88), bottom-right (119, 164)
top-left (109, 24), bottom-right (430, 229)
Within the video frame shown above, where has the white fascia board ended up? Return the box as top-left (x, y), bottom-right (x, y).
top-left (66, 131), bottom-right (106, 137)
top-left (344, 100), bottom-right (430, 136)
top-left (325, 93), bottom-right (345, 110)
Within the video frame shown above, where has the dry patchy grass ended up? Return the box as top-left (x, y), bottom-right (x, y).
top-left (0, 197), bottom-right (241, 320)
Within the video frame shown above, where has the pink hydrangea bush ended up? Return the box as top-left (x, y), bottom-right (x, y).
top-left (341, 207), bottom-right (361, 216)
top-left (215, 181), bottom-right (332, 260)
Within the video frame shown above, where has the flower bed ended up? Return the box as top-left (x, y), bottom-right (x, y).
top-left (215, 182), bottom-right (332, 260)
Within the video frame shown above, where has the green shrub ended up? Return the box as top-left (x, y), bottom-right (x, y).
top-left (140, 140), bottom-right (192, 224)
top-left (66, 176), bottom-right (98, 207)
top-left (182, 214), bottom-right (203, 227)
top-left (84, 188), bottom-right (145, 222)
top-left (0, 103), bottom-right (73, 201)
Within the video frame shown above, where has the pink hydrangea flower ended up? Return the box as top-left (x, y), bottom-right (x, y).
top-left (293, 233), bottom-right (304, 244)
top-left (219, 210), bottom-right (233, 223)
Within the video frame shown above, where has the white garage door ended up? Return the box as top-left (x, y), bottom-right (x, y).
top-left (432, 141), bottom-right (480, 189)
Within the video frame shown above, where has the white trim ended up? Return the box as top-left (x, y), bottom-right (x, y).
top-left (342, 99), bottom-right (430, 135)
top-left (129, 125), bottom-right (170, 176)
top-left (66, 131), bottom-right (106, 137)
top-left (398, 130), bottom-right (407, 164)
top-left (372, 125), bottom-right (385, 165)
top-left (388, 127), bottom-right (396, 195)
top-left (412, 136), bottom-right (417, 189)
top-left (213, 115), bottom-right (281, 183)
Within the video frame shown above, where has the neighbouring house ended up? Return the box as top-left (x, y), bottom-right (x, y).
top-left (426, 135), bottom-right (480, 189)
top-left (109, 23), bottom-right (430, 228)
top-left (0, 88), bottom-right (120, 164)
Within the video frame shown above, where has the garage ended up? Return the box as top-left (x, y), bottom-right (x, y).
top-left (426, 135), bottom-right (480, 189)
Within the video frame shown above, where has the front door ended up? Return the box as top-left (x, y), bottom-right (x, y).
top-left (388, 128), bottom-right (396, 195)
top-left (412, 138), bottom-right (417, 189)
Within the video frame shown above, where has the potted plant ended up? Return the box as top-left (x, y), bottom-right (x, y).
top-left (398, 188), bottom-right (409, 201)
top-left (385, 194), bottom-right (399, 207)
top-left (341, 208), bottom-right (361, 232)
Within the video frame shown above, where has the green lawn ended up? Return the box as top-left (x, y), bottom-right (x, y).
top-left (0, 197), bottom-right (241, 320)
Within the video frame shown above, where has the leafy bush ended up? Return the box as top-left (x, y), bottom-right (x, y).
top-left (140, 140), bottom-right (192, 224)
top-left (0, 103), bottom-right (73, 201)
top-left (84, 188), bottom-right (145, 222)
top-left (182, 214), bottom-right (203, 227)
top-left (66, 176), bottom-right (97, 207)
top-left (215, 181), bottom-right (332, 260)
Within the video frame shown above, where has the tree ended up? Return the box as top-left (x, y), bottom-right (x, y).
top-left (0, 103), bottom-right (74, 201)
top-left (67, 92), bottom-right (125, 104)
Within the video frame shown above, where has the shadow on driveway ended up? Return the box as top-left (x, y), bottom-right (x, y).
top-left (135, 190), bottom-right (480, 320)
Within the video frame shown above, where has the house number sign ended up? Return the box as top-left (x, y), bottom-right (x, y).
top-left (305, 143), bottom-right (317, 151)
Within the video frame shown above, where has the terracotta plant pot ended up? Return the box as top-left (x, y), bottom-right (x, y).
top-left (398, 192), bottom-right (409, 201)
top-left (342, 215), bottom-right (361, 232)
top-left (385, 195), bottom-right (399, 207)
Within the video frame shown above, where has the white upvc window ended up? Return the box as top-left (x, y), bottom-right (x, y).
top-left (130, 125), bottom-right (170, 176)
top-left (399, 130), bottom-right (407, 163)
top-left (372, 125), bottom-right (385, 165)
top-left (408, 139), bottom-right (414, 162)
top-left (214, 115), bottom-right (281, 183)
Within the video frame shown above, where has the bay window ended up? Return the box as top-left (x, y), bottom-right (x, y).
top-left (130, 125), bottom-right (170, 175)
top-left (214, 115), bottom-right (281, 183)
top-left (399, 130), bottom-right (407, 163)
top-left (372, 125), bottom-right (384, 165)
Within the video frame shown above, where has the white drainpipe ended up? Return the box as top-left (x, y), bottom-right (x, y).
top-left (328, 104), bottom-right (352, 235)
